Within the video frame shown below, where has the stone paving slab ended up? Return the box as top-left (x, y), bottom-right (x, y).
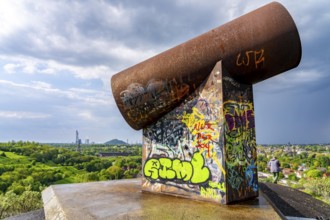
top-left (4, 209), bottom-right (45, 220)
top-left (42, 179), bottom-right (281, 220)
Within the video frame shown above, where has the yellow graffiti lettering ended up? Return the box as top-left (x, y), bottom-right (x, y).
top-left (191, 153), bottom-right (211, 184)
top-left (181, 107), bottom-right (205, 131)
top-left (212, 153), bottom-right (226, 175)
top-left (182, 107), bottom-right (220, 158)
top-left (143, 159), bottom-right (160, 179)
top-left (159, 158), bottom-right (176, 180)
top-left (172, 159), bottom-right (193, 181)
top-left (143, 152), bottom-right (210, 184)
top-left (200, 187), bottom-right (222, 200)
top-left (208, 181), bottom-right (226, 192)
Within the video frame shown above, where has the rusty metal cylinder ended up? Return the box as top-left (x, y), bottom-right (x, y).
top-left (111, 2), bottom-right (301, 130)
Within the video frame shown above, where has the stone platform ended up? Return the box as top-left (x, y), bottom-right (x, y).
top-left (42, 179), bottom-right (281, 220)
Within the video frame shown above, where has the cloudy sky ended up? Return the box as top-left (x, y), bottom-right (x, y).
top-left (0, 0), bottom-right (329, 144)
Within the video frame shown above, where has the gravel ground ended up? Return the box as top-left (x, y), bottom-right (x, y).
top-left (259, 182), bottom-right (330, 219)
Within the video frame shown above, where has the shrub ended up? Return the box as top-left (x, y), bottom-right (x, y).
top-left (306, 169), bottom-right (322, 178)
top-left (264, 176), bottom-right (273, 183)
top-left (77, 172), bottom-right (99, 182)
top-left (288, 173), bottom-right (299, 181)
top-left (303, 178), bottom-right (330, 203)
top-left (0, 190), bottom-right (42, 219)
top-left (107, 166), bottom-right (123, 180)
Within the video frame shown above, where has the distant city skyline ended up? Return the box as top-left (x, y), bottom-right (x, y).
top-left (0, 1), bottom-right (329, 144)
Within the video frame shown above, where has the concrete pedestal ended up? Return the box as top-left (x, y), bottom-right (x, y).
top-left (42, 179), bottom-right (281, 220)
top-left (142, 61), bottom-right (258, 204)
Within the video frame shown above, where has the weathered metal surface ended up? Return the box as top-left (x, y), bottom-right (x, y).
top-left (111, 2), bottom-right (301, 130)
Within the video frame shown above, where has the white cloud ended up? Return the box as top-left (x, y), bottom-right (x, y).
top-left (31, 81), bottom-right (53, 89)
top-left (289, 70), bottom-right (324, 83)
top-left (275, 69), bottom-right (324, 87)
top-left (1, 56), bottom-right (110, 86)
top-left (254, 67), bottom-right (327, 94)
top-left (0, 79), bottom-right (112, 106)
top-left (2, 56), bottom-right (56, 75)
top-left (0, 0), bottom-right (158, 85)
top-left (0, 1), bottom-right (32, 38)
top-left (0, 79), bottom-right (56, 93)
top-left (1, 42), bottom-right (156, 84)
top-left (0, 111), bottom-right (51, 119)
top-left (3, 63), bottom-right (21, 74)
top-left (78, 111), bottom-right (95, 121)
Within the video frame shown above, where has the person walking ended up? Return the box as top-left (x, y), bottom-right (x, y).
top-left (268, 156), bottom-right (281, 184)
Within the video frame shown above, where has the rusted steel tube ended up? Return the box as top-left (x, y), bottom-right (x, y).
top-left (111, 2), bottom-right (301, 130)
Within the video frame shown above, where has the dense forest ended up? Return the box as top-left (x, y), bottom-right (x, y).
top-left (0, 141), bottom-right (142, 219)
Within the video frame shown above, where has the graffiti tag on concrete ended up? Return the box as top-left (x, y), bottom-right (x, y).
top-left (181, 107), bottom-right (220, 158)
top-left (224, 100), bottom-right (256, 166)
top-left (143, 152), bottom-right (211, 184)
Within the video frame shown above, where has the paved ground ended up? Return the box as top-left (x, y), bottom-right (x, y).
top-left (259, 182), bottom-right (330, 219)
top-left (4, 209), bottom-right (45, 220)
top-left (41, 179), bottom-right (281, 220)
top-left (4, 182), bottom-right (330, 220)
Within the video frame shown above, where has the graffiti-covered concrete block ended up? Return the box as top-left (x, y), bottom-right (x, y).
top-left (142, 61), bottom-right (257, 204)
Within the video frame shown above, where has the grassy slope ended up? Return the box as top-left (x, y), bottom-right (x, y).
top-left (0, 151), bottom-right (32, 166)
top-left (0, 150), bottom-right (88, 185)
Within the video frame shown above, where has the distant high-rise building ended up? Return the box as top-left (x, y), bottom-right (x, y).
top-left (76, 130), bottom-right (81, 152)
top-left (85, 139), bottom-right (89, 144)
